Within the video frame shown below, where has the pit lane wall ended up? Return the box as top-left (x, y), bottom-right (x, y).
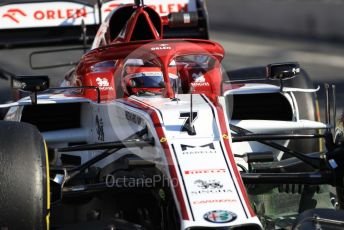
top-left (207, 0), bottom-right (344, 41)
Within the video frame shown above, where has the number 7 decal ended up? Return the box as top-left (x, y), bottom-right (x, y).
top-left (179, 112), bottom-right (198, 135)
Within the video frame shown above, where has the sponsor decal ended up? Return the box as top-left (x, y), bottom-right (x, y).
top-left (103, 3), bottom-right (121, 13)
top-left (96, 77), bottom-right (109, 87)
top-left (191, 72), bottom-right (209, 86)
top-left (180, 143), bottom-right (216, 154)
top-left (144, 3), bottom-right (188, 15)
top-left (179, 112), bottom-right (198, 134)
top-left (160, 137), bottom-right (167, 143)
top-left (96, 115), bottom-right (104, 141)
top-left (2, 9), bottom-right (27, 23)
top-left (125, 111), bottom-right (145, 127)
top-left (222, 133), bottom-right (229, 139)
top-left (103, 1), bottom-right (189, 16)
top-left (190, 188), bottom-right (232, 195)
top-left (185, 168), bottom-right (226, 175)
top-left (151, 44), bottom-right (172, 51)
top-left (96, 77), bottom-right (114, 90)
top-left (0, 0), bottom-right (196, 29)
top-left (12, 79), bottom-right (27, 89)
top-left (32, 8), bottom-right (87, 20)
top-left (1, 7), bottom-right (87, 22)
top-left (190, 179), bottom-right (232, 195)
top-left (191, 82), bottom-right (210, 87)
top-left (181, 143), bottom-right (214, 151)
top-left (194, 179), bottom-right (223, 189)
top-left (203, 210), bottom-right (237, 223)
top-left (193, 199), bottom-right (236, 205)
top-left (0, 2), bottom-right (95, 29)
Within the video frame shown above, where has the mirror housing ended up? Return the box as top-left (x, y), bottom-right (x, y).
top-left (11, 76), bottom-right (49, 104)
top-left (12, 76), bottom-right (49, 92)
top-left (266, 62), bottom-right (300, 80)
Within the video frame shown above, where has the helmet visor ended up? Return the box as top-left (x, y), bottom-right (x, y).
top-left (126, 72), bottom-right (178, 88)
top-left (129, 72), bottom-right (164, 88)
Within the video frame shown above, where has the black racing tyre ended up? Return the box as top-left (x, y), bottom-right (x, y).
top-left (0, 121), bottom-right (50, 230)
top-left (285, 69), bottom-right (321, 154)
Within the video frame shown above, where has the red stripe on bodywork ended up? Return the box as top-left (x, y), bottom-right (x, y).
top-left (215, 105), bottom-right (256, 217)
top-left (121, 98), bottom-right (190, 220)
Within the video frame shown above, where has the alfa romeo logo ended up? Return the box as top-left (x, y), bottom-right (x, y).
top-left (203, 210), bottom-right (237, 223)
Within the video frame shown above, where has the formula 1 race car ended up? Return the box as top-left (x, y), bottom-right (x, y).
top-left (1, 1), bottom-right (344, 230)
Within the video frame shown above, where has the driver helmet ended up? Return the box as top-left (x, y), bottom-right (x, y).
top-left (124, 71), bottom-right (179, 96)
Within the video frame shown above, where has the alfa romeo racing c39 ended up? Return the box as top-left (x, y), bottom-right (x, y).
top-left (1, 1), bottom-right (344, 230)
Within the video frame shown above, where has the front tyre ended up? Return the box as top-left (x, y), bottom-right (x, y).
top-left (0, 121), bottom-right (50, 230)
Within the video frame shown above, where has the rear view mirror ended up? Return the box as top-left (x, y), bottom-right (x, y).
top-left (11, 75), bottom-right (49, 104)
top-left (12, 76), bottom-right (49, 92)
top-left (266, 62), bottom-right (300, 80)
